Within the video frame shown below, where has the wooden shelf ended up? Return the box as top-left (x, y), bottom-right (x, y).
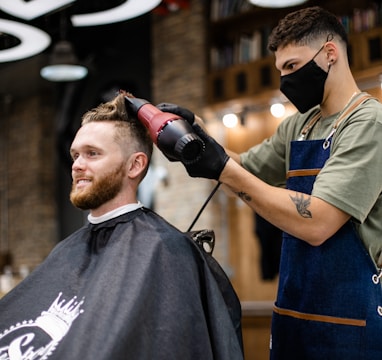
top-left (207, 56), bottom-right (280, 103)
top-left (349, 26), bottom-right (382, 70)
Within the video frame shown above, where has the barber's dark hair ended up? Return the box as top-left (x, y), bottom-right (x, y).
top-left (268, 6), bottom-right (348, 52)
top-left (81, 91), bottom-right (153, 163)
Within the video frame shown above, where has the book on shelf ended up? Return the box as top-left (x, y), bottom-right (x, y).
top-left (210, 0), bottom-right (252, 21)
top-left (338, 4), bottom-right (381, 34)
top-left (210, 27), bottom-right (271, 70)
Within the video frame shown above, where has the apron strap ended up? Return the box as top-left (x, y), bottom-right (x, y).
top-left (332, 93), bottom-right (373, 129)
top-left (298, 93), bottom-right (374, 142)
top-left (323, 93), bottom-right (373, 149)
top-left (298, 111), bottom-right (321, 140)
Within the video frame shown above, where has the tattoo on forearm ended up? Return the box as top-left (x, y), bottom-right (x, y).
top-left (237, 191), bottom-right (252, 202)
top-left (289, 192), bottom-right (312, 218)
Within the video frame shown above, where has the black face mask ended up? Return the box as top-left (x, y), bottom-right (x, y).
top-left (280, 47), bottom-right (330, 114)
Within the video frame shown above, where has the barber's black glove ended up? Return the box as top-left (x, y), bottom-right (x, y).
top-left (156, 103), bottom-right (229, 179)
top-left (185, 124), bottom-right (229, 180)
top-left (156, 103), bottom-right (195, 125)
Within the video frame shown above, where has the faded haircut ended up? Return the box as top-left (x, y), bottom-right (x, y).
top-left (81, 91), bottom-right (153, 164)
top-left (268, 6), bottom-right (348, 52)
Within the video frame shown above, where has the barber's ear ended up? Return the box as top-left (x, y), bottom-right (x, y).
top-left (324, 41), bottom-right (337, 62)
top-left (127, 152), bottom-right (148, 179)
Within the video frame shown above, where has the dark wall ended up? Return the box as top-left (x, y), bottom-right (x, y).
top-left (51, 14), bottom-right (152, 238)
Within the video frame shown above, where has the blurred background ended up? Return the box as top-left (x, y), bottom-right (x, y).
top-left (1, 0), bottom-right (382, 358)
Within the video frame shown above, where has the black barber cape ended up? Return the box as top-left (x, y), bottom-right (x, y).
top-left (0, 208), bottom-right (243, 359)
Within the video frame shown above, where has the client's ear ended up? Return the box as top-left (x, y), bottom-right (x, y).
top-left (127, 152), bottom-right (148, 179)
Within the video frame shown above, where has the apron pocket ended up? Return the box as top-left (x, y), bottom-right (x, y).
top-left (270, 307), bottom-right (365, 360)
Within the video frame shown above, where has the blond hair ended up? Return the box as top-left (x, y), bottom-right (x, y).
top-left (81, 91), bottom-right (153, 163)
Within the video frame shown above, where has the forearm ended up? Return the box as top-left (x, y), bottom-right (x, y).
top-left (219, 158), bottom-right (350, 246)
top-left (226, 149), bottom-right (241, 164)
top-left (161, 105), bottom-right (350, 241)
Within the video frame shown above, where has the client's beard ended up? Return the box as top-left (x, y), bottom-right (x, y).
top-left (70, 163), bottom-right (126, 210)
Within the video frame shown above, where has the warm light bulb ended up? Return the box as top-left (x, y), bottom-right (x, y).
top-left (222, 113), bottom-right (239, 128)
top-left (270, 103), bottom-right (285, 118)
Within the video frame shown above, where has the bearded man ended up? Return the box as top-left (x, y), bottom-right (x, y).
top-left (0, 91), bottom-right (243, 360)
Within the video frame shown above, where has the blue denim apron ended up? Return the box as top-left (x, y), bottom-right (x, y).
top-left (270, 95), bottom-right (382, 359)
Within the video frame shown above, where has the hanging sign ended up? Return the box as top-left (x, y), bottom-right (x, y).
top-left (0, 0), bottom-right (76, 21)
top-left (0, 19), bottom-right (51, 62)
top-left (0, 0), bottom-right (161, 62)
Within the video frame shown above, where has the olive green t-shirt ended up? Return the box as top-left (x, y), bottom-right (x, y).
top-left (241, 93), bottom-right (382, 268)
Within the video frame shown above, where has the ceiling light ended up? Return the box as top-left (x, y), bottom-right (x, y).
top-left (40, 41), bottom-right (88, 82)
top-left (0, 19), bottom-right (51, 62)
top-left (40, 64), bottom-right (88, 82)
top-left (71, 0), bottom-right (162, 27)
top-left (248, 0), bottom-right (308, 8)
